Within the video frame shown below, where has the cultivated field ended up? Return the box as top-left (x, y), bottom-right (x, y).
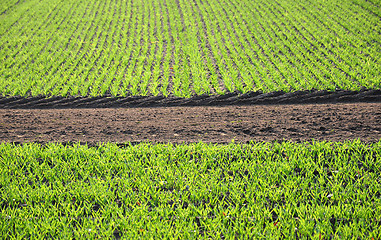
top-left (1, 141), bottom-right (381, 238)
top-left (1, 103), bottom-right (381, 143)
top-left (0, 0), bottom-right (380, 97)
top-left (1, 0), bottom-right (381, 239)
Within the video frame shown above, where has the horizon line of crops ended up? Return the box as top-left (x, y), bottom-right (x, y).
top-left (1, 140), bottom-right (380, 238)
top-left (0, 0), bottom-right (380, 98)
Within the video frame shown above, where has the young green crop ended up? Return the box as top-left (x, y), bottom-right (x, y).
top-left (0, 0), bottom-right (380, 98)
top-left (0, 140), bottom-right (380, 238)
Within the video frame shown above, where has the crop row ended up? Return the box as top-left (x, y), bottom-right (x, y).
top-left (1, 140), bottom-right (380, 238)
top-left (0, 0), bottom-right (380, 97)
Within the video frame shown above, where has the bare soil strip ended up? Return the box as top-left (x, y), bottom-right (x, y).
top-left (1, 103), bottom-right (380, 144)
top-left (0, 89), bottom-right (380, 109)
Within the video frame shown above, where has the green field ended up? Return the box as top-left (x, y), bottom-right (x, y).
top-left (1, 0), bottom-right (381, 238)
top-left (1, 141), bottom-right (380, 238)
top-left (0, 0), bottom-right (380, 97)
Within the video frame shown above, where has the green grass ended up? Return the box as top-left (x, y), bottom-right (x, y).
top-left (0, 0), bottom-right (380, 98)
top-left (1, 140), bottom-right (380, 238)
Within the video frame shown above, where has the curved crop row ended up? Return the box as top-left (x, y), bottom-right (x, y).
top-left (0, 0), bottom-right (379, 97)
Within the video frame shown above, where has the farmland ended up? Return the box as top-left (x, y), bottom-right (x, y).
top-left (0, 0), bottom-right (380, 98)
top-left (1, 103), bottom-right (381, 143)
top-left (1, 0), bottom-right (381, 238)
top-left (1, 141), bottom-right (381, 238)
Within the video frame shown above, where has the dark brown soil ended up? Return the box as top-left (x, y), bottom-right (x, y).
top-left (1, 103), bottom-right (380, 144)
top-left (0, 89), bottom-right (380, 109)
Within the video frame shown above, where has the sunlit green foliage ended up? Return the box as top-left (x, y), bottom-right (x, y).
top-left (0, 0), bottom-right (380, 97)
top-left (1, 141), bottom-right (380, 238)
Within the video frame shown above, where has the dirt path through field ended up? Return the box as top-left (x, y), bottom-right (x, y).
top-left (1, 103), bottom-right (380, 144)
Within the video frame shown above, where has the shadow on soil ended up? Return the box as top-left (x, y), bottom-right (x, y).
top-left (0, 89), bottom-right (380, 109)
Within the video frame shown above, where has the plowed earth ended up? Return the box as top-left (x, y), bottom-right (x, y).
top-left (1, 89), bottom-right (380, 108)
top-left (1, 103), bottom-right (380, 144)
